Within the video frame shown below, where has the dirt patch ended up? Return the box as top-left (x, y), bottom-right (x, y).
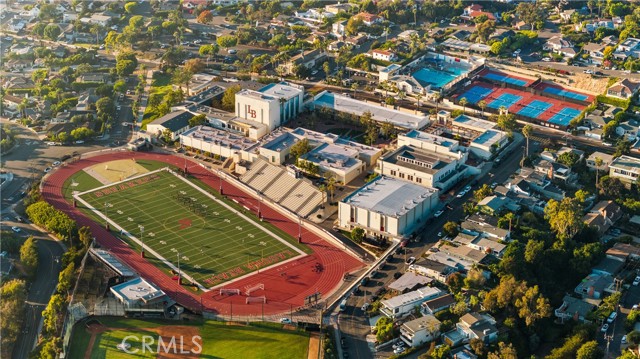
top-left (153, 326), bottom-right (201, 359)
top-left (570, 73), bottom-right (609, 94)
top-left (307, 333), bottom-right (320, 359)
top-left (84, 324), bottom-right (109, 359)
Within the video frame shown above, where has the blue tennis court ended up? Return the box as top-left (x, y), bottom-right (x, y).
top-left (488, 93), bottom-right (522, 110)
top-left (518, 100), bottom-right (552, 118)
top-left (543, 87), bottom-right (589, 101)
top-left (458, 85), bottom-right (494, 104)
top-left (548, 107), bottom-right (581, 126)
top-left (483, 72), bottom-right (528, 87)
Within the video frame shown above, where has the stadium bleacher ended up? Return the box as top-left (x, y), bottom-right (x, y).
top-left (240, 159), bottom-right (323, 218)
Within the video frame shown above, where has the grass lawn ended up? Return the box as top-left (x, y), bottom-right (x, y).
top-left (69, 318), bottom-right (309, 359)
top-left (77, 169), bottom-right (308, 287)
top-left (142, 73), bottom-right (174, 128)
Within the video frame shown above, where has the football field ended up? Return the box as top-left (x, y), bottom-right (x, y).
top-left (76, 168), bottom-right (307, 288)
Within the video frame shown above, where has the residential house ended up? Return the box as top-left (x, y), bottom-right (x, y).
top-left (388, 272), bottom-right (433, 294)
top-left (1, 94), bottom-right (23, 118)
top-left (544, 36), bottom-right (576, 58)
top-left (280, 49), bottom-right (326, 76)
top-left (591, 255), bottom-right (624, 277)
top-left (607, 79), bottom-right (640, 100)
top-left (559, 9), bottom-right (576, 22)
top-left (461, 4), bottom-right (496, 21)
top-left (574, 273), bottom-right (614, 299)
top-left (409, 258), bottom-right (456, 283)
top-left (354, 12), bottom-right (382, 26)
top-left (420, 293), bottom-right (456, 315)
top-left (332, 20), bottom-right (346, 37)
top-left (443, 313), bottom-right (498, 346)
top-left (477, 195), bottom-right (508, 216)
top-left (614, 37), bottom-right (640, 59)
top-left (400, 315), bottom-right (442, 348)
top-left (380, 287), bottom-right (444, 319)
top-left (616, 120), bottom-right (640, 141)
top-left (325, 3), bottom-right (356, 14)
top-left (453, 231), bottom-right (507, 257)
top-left (586, 151), bottom-right (614, 171)
top-left (371, 49), bottom-right (397, 62)
top-left (18, 5), bottom-right (40, 22)
top-left (602, 35), bottom-right (618, 46)
top-left (76, 73), bottom-right (110, 84)
top-left (607, 242), bottom-right (640, 261)
top-left (555, 295), bottom-right (596, 323)
top-left (582, 200), bottom-right (623, 235)
top-left (582, 42), bottom-right (606, 65)
top-left (489, 29), bottom-right (515, 42)
top-left (294, 9), bottom-right (334, 23)
top-left (79, 13), bottom-right (112, 27)
top-left (462, 214), bottom-right (510, 242)
top-left (7, 18), bottom-right (26, 32)
top-left (609, 155), bottom-right (640, 186)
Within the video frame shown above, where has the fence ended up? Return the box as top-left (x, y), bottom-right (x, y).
top-left (61, 244), bottom-right (92, 357)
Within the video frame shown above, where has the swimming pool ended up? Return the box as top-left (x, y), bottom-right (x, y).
top-left (412, 66), bottom-right (469, 90)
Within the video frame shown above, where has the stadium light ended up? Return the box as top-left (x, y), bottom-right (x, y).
top-left (104, 202), bottom-right (110, 231)
top-left (177, 251), bottom-right (181, 285)
top-left (139, 225), bottom-right (145, 258)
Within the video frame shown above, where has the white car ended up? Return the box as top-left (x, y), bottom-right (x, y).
top-left (622, 335), bottom-right (628, 344)
top-left (52, 161), bottom-right (61, 166)
top-left (392, 342), bottom-right (404, 349)
top-left (116, 105), bottom-right (122, 111)
top-left (394, 346), bottom-right (405, 355)
top-left (607, 312), bottom-right (617, 323)
top-left (601, 323), bottom-right (609, 333)
top-left (456, 190), bottom-right (466, 198)
top-left (228, 49), bottom-right (237, 54)
top-left (44, 167), bottom-right (52, 173)
top-left (464, 185), bottom-right (472, 192)
top-left (434, 210), bottom-right (444, 217)
top-left (11, 226), bottom-right (21, 233)
top-left (633, 276), bottom-right (640, 286)
top-left (405, 256), bottom-right (416, 265)
top-left (279, 318), bottom-right (292, 324)
top-left (361, 303), bottom-right (370, 311)
top-left (122, 122), bottom-right (129, 127)
top-left (542, 57), bottom-right (551, 62)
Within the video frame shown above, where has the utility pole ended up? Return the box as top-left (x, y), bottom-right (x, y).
top-left (298, 216), bottom-right (302, 243)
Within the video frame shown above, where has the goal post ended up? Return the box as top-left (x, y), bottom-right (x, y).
top-left (245, 296), bottom-right (266, 304)
top-left (219, 288), bottom-right (240, 295)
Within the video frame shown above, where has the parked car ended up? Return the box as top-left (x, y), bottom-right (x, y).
top-left (601, 323), bottom-right (609, 333)
top-left (456, 190), bottom-right (466, 198)
top-left (11, 226), bottom-right (21, 233)
top-left (392, 341), bottom-right (404, 349)
top-left (622, 335), bottom-right (628, 344)
top-left (52, 161), bottom-right (61, 166)
top-left (394, 346), bottom-right (405, 354)
top-left (607, 311), bottom-right (617, 323)
top-left (44, 167), bottom-right (52, 173)
top-left (279, 318), bottom-right (292, 324)
top-left (633, 276), bottom-right (640, 286)
top-left (542, 57), bottom-right (551, 62)
top-left (434, 210), bottom-right (444, 217)
top-left (228, 49), bottom-right (237, 54)
top-left (405, 256), bottom-right (416, 265)
top-left (490, 182), bottom-right (498, 189)
top-left (361, 303), bottom-right (370, 311)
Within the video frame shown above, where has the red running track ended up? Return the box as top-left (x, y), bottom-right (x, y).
top-left (42, 151), bottom-right (363, 316)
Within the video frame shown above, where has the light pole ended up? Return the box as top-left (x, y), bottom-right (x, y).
top-left (298, 216), bottom-right (302, 243)
top-left (139, 225), bottom-right (145, 258)
top-left (219, 172), bottom-right (224, 195)
top-left (258, 193), bottom-right (263, 220)
top-left (177, 251), bottom-right (181, 285)
top-left (104, 202), bottom-right (110, 230)
top-left (258, 241), bottom-right (267, 272)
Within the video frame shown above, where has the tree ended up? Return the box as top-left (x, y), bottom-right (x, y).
top-left (38, 337), bottom-right (61, 359)
top-left (0, 279), bottom-right (27, 355)
top-left (478, 100), bottom-right (487, 117)
top-left (351, 227), bottom-right (365, 243)
top-left (544, 198), bottom-right (583, 239)
top-left (487, 342), bottom-right (518, 359)
top-left (197, 10), bottom-right (213, 24)
top-left (124, 1), bottom-right (138, 13)
top-left (459, 97), bottom-right (468, 114)
top-left (594, 156), bottom-right (603, 191)
top-left (326, 176), bottom-right (337, 203)
top-left (184, 58), bottom-right (205, 74)
top-left (116, 51), bottom-right (138, 77)
top-left (57, 262), bottom-right (76, 295)
top-left (599, 175), bottom-right (624, 198)
top-left (430, 345), bottom-right (451, 359)
top-left (514, 284), bottom-right (551, 326)
top-left (290, 138), bottom-right (312, 159)
top-left (70, 127), bottom-right (94, 141)
top-left (470, 339), bottom-right (485, 357)
top-left (446, 272), bottom-right (465, 294)
top-left (464, 267), bottom-right (486, 289)
top-left (78, 226), bottom-right (92, 248)
top-left (516, 2), bottom-right (545, 30)
top-left (217, 35), bottom-right (238, 49)
top-left (345, 17), bottom-right (363, 36)
top-left (42, 293), bottom-right (65, 334)
top-left (199, 44), bottom-right (219, 66)
top-left (476, 20), bottom-right (496, 43)
top-left (20, 236), bottom-right (38, 277)
top-left (443, 221), bottom-right (458, 237)
top-left (473, 184), bottom-right (493, 202)
top-left (322, 61), bottom-right (330, 80)
top-left (221, 84), bottom-right (241, 111)
top-left (189, 114), bottom-right (206, 127)
top-left (558, 151), bottom-right (580, 167)
top-left (44, 24), bottom-right (61, 41)
top-left (497, 113), bottom-right (516, 132)
top-left (522, 124), bottom-right (533, 157)
top-left (615, 139), bottom-right (632, 158)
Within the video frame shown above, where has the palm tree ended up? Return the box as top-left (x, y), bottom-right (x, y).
top-left (279, 97), bottom-right (287, 124)
top-left (478, 100), bottom-right (487, 117)
top-left (433, 92), bottom-right (442, 113)
top-left (504, 212), bottom-right (515, 233)
top-left (351, 82), bottom-right (359, 99)
top-left (326, 176), bottom-right (336, 204)
top-left (18, 98), bottom-right (28, 119)
top-left (595, 156), bottom-right (603, 192)
top-left (318, 184), bottom-right (326, 208)
top-left (522, 124), bottom-right (533, 157)
top-left (459, 97), bottom-right (468, 114)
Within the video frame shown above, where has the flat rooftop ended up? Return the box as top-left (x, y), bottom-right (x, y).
top-left (472, 129), bottom-right (506, 147)
top-left (380, 64), bottom-right (402, 73)
top-left (181, 125), bottom-right (258, 151)
top-left (90, 249), bottom-right (135, 277)
top-left (301, 143), bottom-right (361, 171)
top-left (260, 130), bottom-right (300, 152)
top-left (314, 92), bottom-right (429, 130)
top-left (342, 176), bottom-right (438, 217)
top-left (110, 277), bottom-right (165, 303)
top-left (452, 115), bottom-right (496, 131)
top-left (236, 89), bottom-right (279, 102)
top-left (382, 145), bottom-right (456, 174)
top-left (402, 315), bottom-right (441, 333)
top-left (381, 287), bottom-right (442, 309)
top-left (611, 155), bottom-right (640, 172)
top-left (292, 127), bottom-right (380, 158)
top-left (258, 81), bottom-right (303, 100)
top-left (402, 129), bottom-right (460, 149)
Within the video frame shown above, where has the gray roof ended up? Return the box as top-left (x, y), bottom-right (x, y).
top-left (388, 272), bottom-right (433, 292)
top-left (149, 110), bottom-right (194, 132)
top-left (342, 176), bottom-right (438, 218)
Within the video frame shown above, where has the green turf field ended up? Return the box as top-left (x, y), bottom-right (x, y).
top-left (68, 318), bottom-right (310, 359)
top-left (77, 169), bottom-right (308, 287)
